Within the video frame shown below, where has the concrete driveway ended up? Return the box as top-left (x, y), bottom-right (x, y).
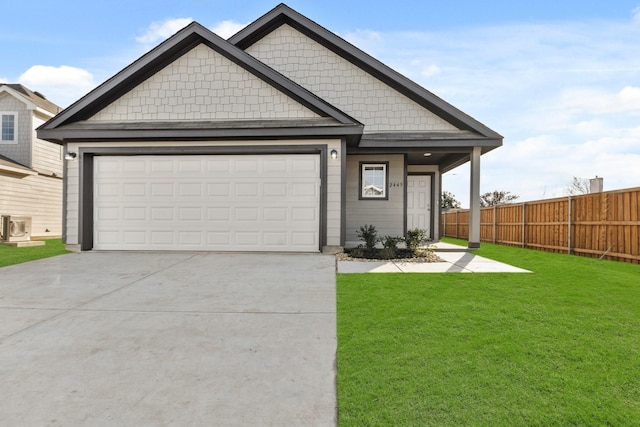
top-left (0, 252), bottom-right (337, 426)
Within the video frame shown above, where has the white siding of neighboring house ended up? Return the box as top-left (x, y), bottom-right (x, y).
top-left (245, 24), bottom-right (461, 134)
top-left (0, 171), bottom-right (63, 237)
top-left (31, 115), bottom-right (63, 176)
top-left (89, 44), bottom-right (320, 122)
top-left (63, 139), bottom-right (343, 249)
top-left (345, 154), bottom-right (405, 244)
top-left (0, 94), bottom-right (63, 238)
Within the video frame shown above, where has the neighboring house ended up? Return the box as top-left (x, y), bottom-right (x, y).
top-left (38, 3), bottom-right (502, 253)
top-left (0, 84), bottom-right (63, 238)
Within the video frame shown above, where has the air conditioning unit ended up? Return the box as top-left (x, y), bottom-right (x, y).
top-left (1, 215), bottom-right (32, 242)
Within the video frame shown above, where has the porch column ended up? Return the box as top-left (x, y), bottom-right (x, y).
top-left (468, 146), bottom-right (481, 248)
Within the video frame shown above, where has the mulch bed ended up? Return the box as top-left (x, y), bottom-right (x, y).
top-left (336, 249), bottom-right (444, 263)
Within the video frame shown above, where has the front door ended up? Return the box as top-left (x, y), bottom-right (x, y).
top-left (406, 175), bottom-right (432, 236)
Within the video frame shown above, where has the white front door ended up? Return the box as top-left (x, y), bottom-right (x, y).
top-left (93, 154), bottom-right (320, 252)
top-left (406, 175), bottom-right (432, 235)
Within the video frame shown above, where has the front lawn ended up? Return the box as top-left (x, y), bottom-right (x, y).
top-left (0, 238), bottom-right (70, 268)
top-left (337, 239), bottom-right (640, 426)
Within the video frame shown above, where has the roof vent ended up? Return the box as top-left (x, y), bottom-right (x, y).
top-left (34, 91), bottom-right (47, 99)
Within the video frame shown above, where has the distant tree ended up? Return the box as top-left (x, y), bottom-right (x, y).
top-left (441, 191), bottom-right (461, 209)
top-left (480, 190), bottom-right (519, 207)
top-left (566, 176), bottom-right (590, 196)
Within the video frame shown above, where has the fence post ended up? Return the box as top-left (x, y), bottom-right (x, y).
top-left (443, 212), bottom-right (446, 238)
top-left (522, 202), bottom-right (526, 248)
top-left (456, 210), bottom-right (459, 239)
top-left (493, 205), bottom-right (497, 243)
top-left (567, 196), bottom-right (572, 255)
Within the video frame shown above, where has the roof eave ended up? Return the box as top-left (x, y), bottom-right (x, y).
top-left (37, 124), bottom-right (364, 144)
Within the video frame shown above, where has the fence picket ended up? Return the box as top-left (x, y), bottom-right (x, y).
top-left (440, 187), bottom-right (640, 264)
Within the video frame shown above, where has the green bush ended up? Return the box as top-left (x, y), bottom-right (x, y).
top-left (379, 235), bottom-right (402, 259)
top-left (356, 224), bottom-right (378, 251)
top-left (405, 228), bottom-right (428, 252)
top-left (350, 246), bottom-right (366, 258)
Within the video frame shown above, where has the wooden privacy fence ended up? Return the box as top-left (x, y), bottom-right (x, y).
top-left (441, 187), bottom-right (640, 264)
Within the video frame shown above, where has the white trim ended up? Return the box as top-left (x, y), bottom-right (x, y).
top-left (0, 111), bottom-right (18, 144)
top-left (361, 163), bottom-right (387, 198)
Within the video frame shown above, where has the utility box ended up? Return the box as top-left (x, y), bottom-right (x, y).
top-left (589, 177), bottom-right (604, 193)
top-left (1, 215), bottom-right (32, 242)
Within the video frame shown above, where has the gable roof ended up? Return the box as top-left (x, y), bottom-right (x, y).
top-left (0, 84), bottom-right (62, 115)
top-left (230, 3), bottom-right (502, 143)
top-left (38, 21), bottom-right (363, 144)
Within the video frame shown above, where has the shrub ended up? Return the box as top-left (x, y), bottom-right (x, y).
top-left (379, 235), bottom-right (402, 259)
top-left (356, 224), bottom-right (378, 251)
top-left (379, 247), bottom-right (396, 259)
top-left (405, 228), bottom-right (428, 253)
top-left (350, 246), bottom-right (366, 258)
top-left (414, 246), bottom-right (435, 258)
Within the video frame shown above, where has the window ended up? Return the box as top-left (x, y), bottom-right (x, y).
top-left (360, 162), bottom-right (388, 199)
top-left (1, 113), bottom-right (17, 143)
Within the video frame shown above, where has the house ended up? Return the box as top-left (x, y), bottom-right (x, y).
top-left (0, 84), bottom-right (63, 239)
top-left (37, 3), bottom-right (502, 253)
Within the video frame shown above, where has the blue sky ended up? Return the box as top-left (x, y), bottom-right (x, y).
top-left (3, 0), bottom-right (640, 206)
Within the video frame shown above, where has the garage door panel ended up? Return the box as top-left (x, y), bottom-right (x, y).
top-left (94, 154), bottom-right (320, 252)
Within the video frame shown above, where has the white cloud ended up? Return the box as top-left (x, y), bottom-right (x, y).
top-left (18, 65), bottom-right (95, 107)
top-left (210, 20), bottom-right (247, 39)
top-left (421, 64), bottom-right (441, 78)
top-left (633, 7), bottom-right (640, 25)
top-left (558, 85), bottom-right (640, 116)
top-left (342, 29), bottom-right (385, 55)
top-left (136, 18), bottom-right (193, 44)
top-left (360, 15), bottom-right (640, 205)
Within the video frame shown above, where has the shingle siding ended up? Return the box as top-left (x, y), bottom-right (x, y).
top-left (0, 94), bottom-right (31, 167)
top-left (89, 44), bottom-right (320, 122)
top-left (246, 24), bottom-right (460, 134)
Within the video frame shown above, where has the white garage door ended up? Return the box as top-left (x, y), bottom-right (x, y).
top-left (93, 154), bottom-right (320, 252)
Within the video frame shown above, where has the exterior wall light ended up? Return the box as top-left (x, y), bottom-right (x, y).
top-left (330, 149), bottom-right (338, 159)
top-left (64, 152), bottom-right (77, 160)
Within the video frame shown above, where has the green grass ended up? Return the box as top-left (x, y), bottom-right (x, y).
top-left (0, 238), bottom-right (70, 268)
top-left (337, 239), bottom-right (640, 426)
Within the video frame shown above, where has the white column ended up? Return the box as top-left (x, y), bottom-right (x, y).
top-left (468, 146), bottom-right (481, 248)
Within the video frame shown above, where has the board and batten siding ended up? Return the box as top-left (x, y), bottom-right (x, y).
top-left (345, 154), bottom-right (405, 244)
top-left (245, 24), bottom-right (460, 134)
top-left (63, 139), bottom-right (343, 249)
top-left (0, 172), bottom-right (62, 237)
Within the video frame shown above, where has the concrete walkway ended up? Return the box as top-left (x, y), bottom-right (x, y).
top-left (0, 252), bottom-right (337, 426)
top-left (338, 243), bottom-right (530, 273)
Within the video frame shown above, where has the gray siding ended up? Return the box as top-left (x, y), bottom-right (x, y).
top-left (345, 154), bottom-right (405, 244)
top-left (0, 94), bottom-right (32, 167)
